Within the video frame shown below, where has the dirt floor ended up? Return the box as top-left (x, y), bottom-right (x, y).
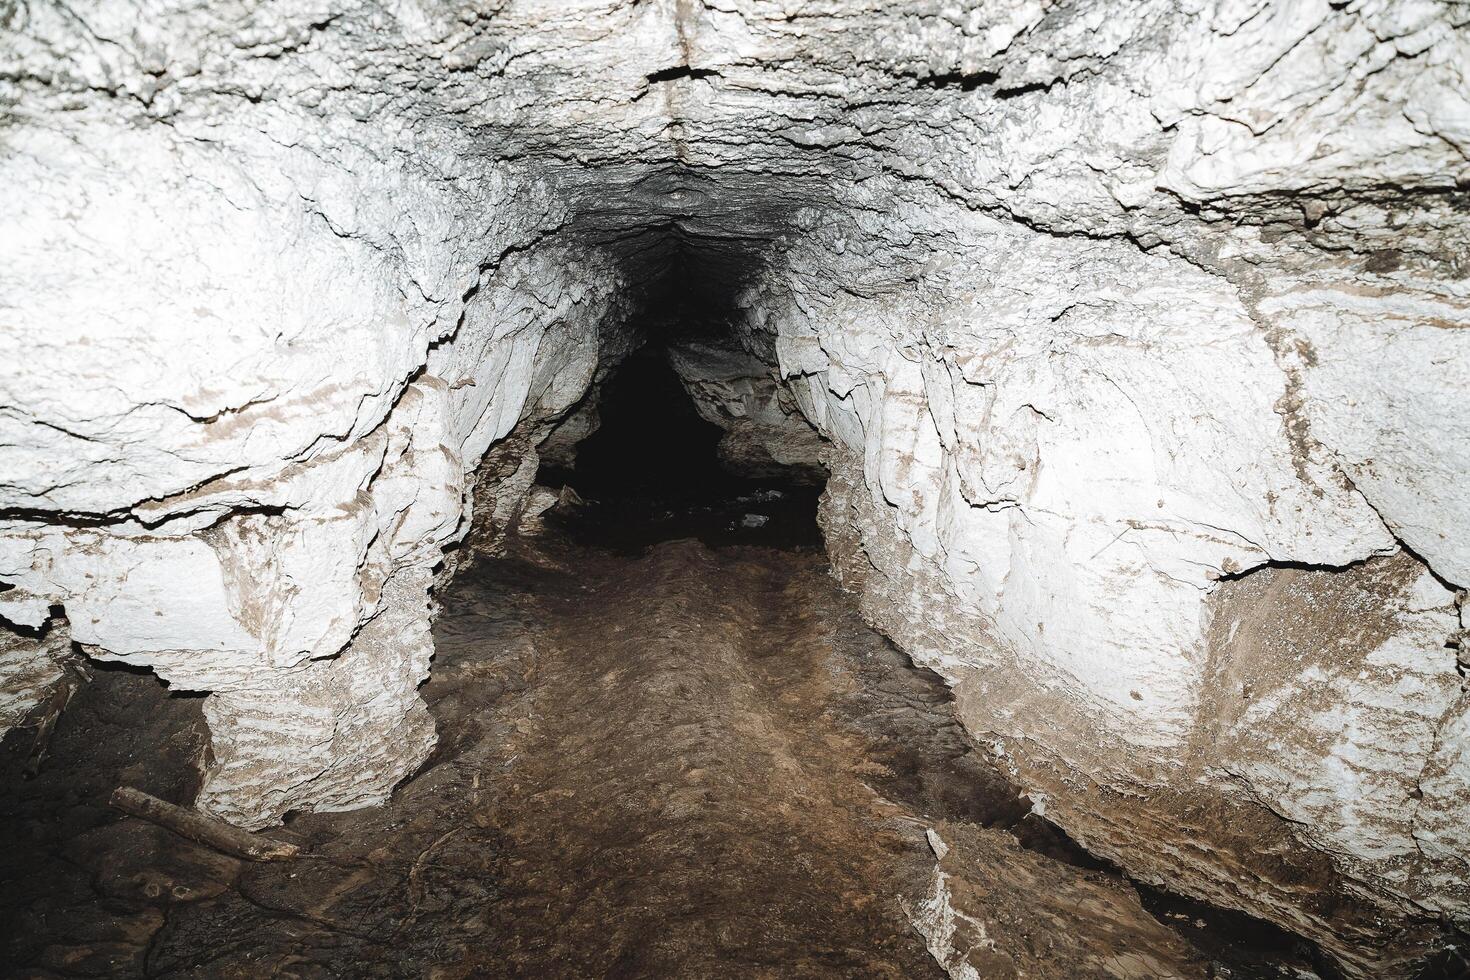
top-left (0, 355), bottom-right (1342, 979)
top-left (1, 485), bottom-right (1342, 978)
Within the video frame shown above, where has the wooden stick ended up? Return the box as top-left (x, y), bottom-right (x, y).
top-left (109, 787), bottom-right (300, 862)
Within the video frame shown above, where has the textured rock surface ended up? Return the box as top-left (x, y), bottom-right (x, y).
top-left (0, 615), bottom-right (75, 732)
top-left (911, 823), bottom-right (1207, 979)
top-left (0, 2), bottom-right (634, 824)
top-left (669, 342), bottom-right (827, 482)
top-left (1, 0), bottom-right (1467, 972)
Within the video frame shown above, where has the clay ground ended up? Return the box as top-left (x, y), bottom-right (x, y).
top-left (1, 492), bottom-right (1328, 978)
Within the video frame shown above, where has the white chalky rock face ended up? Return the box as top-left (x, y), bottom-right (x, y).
top-left (1, 0), bottom-right (1467, 973)
top-left (668, 342), bottom-right (827, 481)
top-left (0, 2), bottom-right (628, 825)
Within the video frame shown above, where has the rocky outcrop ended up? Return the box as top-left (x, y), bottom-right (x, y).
top-left (708, 6), bottom-right (1469, 972)
top-left (668, 342), bottom-right (827, 482)
top-left (0, 1), bottom-right (634, 823)
top-left (910, 824), bottom-right (1207, 979)
top-left (2, 0), bottom-right (1466, 971)
top-left (780, 200), bottom-right (1469, 972)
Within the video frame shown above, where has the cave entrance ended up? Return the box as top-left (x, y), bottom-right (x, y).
top-left (536, 341), bottom-right (824, 551)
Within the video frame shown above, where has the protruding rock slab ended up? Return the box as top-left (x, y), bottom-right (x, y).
top-left (911, 823), bottom-right (1207, 980)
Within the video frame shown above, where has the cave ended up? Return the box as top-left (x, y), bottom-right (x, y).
top-left (2, 2), bottom-right (1469, 978)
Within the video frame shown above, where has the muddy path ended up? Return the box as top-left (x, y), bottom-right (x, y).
top-left (1, 506), bottom-right (1326, 978)
top-left (446, 538), bottom-right (948, 977)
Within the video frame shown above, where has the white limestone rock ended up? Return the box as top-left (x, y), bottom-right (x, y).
top-left (766, 205), bottom-right (1397, 740)
top-left (0, 0), bottom-right (628, 826)
top-left (668, 342), bottom-right (827, 483)
top-left (2, 0), bottom-right (1467, 970)
top-left (1258, 280), bottom-right (1470, 585)
top-left (0, 617), bottom-right (76, 733)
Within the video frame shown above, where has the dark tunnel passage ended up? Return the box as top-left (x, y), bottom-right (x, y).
top-left (537, 345), bottom-right (826, 552)
top-left (5, 0), bottom-right (1470, 973)
top-left (0, 171), bottom-right (1398, 980)
top-left (562, 347), bottom-right (730, 503)
top-left (538, 174), bottom-right (831, 550)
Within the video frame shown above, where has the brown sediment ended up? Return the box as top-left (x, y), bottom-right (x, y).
top-left (1, 515), bottom-right (1322, 978)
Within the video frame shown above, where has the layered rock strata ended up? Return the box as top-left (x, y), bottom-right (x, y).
top-left (0, 8), bottom-right (634, 819)
top-left (910, 823), bottom-right (1207, 979)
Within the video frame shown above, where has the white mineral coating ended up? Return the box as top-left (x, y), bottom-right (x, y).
top-left (668, 342), bottom-right (827, 481)
top-left (0, 2), bottom-right (628, 827)
top-left (0, 616), bottom-right (75, 732)
top-left (1, 0), bottom-right (1467, 972)
top-left (1258, 282), bottom-right (1470, 584)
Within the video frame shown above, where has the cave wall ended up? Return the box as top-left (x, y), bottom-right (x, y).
top-left (706, 13), bottom-right (1470, 967)
top-left (2, 0), bottom-right (1468, 972)
top-left (641, 3), bottom-right (1469, 969)
top-left (730, 180), bottom-right (1468, 974)
top-left (0, 2), bottom-right (639, 826)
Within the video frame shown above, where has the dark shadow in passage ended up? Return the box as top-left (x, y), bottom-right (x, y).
top-left (566, 348), bottom-right (730, 505)
top-left (539, 347), bottom-right (823, 553)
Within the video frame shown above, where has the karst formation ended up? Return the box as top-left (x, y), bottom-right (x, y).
top-left (2, 1), bottom-right (1468, 977)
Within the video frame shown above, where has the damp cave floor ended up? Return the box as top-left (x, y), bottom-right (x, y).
top-left (2, 495), bottom-right (1324, 979)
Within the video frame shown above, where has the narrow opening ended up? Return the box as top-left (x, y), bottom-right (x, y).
top-left (555, 348), bottom-right (729, 504)
top-left (538, 342), bottom-right (824, 551)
